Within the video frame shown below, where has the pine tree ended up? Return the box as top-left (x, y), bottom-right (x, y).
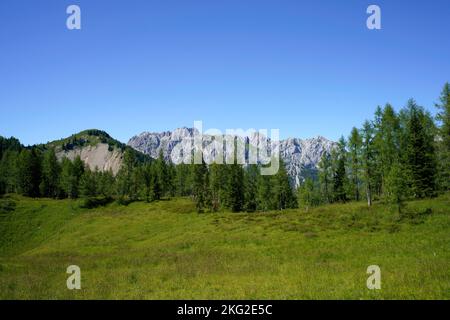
top-left (150, 162), bottom-right (162, 201)
top-left (376, 104), bottom-right (401, 196)
top-left (332, 137), bottom-right (347, 202)
top-left (298, 178), bottom-right (319, 211)
top-left (257, 174), bottom-right (274, 211)
top-left (228, 163), bottom-right (245, 212)
top-left (193, 160), bottom-right (209, 213)
top-left (0, 150), bottom-right (19, 194)
top-left (347, 127), bottom-right (362, 201)
top-left (318, 152), bottom-right (332, 203)
top-left (116, 149), bottom-right (136, 200)
top-left (384, 161), bottom-right (407, 213)
top-left (97, 169), bottom-right (115, 198)
top-left (403, 100), bottom-right (437, 198)
top-left (435, 83), bottom-right (450, 191)
top-left (243, 164), bottom-right (258, 212)
top-left (273, 158), bottom-right (297, 210)
top-left (156, 150), bottom-right (169, 198)
top-left (209, 163), bottom-right (222, 211)
top-left (141, 163), bottom-right (154, 202)
top-left (79, 167), bottom-right (98, 197)
top-left (175, 163), bottom-right (192, 197)
top-left (40, 149), bottom-right (60, 198)
top-left (17, 149), bottom-right (41, 197)
top-left (361, 121), bottom-right (375, 207)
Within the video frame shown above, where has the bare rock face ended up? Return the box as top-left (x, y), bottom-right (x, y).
top-left (55, 143), bottom-right (123, 175)
top-left (128, 128), bottom-right (336, 187)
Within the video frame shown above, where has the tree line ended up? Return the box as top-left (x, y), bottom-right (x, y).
top-left (299, 83), bottom-right (449, 211)
top-left (0, 140), bottom-right (297, 212)
top-left (1, 83), bottom-right (448, 213)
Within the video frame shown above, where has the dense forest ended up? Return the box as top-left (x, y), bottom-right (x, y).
top-left (0, 83), bottom-right (449, 213)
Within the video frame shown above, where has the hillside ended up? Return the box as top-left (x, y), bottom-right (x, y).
top-left (42, 129), bottom-right (150, 174)
top-left (0, 194), bottom-right (448, 299)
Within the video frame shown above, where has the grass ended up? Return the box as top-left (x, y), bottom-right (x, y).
top-left (0, 193), bottom-right (449, 300)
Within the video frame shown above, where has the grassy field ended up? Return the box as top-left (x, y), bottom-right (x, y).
top-left (0, 194), bottom-right (449, 300)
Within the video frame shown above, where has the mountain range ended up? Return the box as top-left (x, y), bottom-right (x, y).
top-left (41, 128), bottom-right (335, 187)
top-left (128, 128), bottom-right (336, 186)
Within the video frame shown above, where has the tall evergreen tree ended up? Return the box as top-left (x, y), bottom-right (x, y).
top-left (243, 164), bottom-right (259, 212)
top-left (40, 149), bottom-right (60, 198)
top-left (228, 163), bottom-right (245, 212)
top-left (192, 160), bottom-right (209, 213)
top-left (298, 178), bottom-right (320, 210)
top-left (318, 152), bottom-right (332, 203)
top-left (403, 100), bottom-right (437, 198)
top-left (116, 149), bottom-right (136, 200)
top-left (332, 137), bottom-right (347, 202)
top-left (17, 149), bottom-right (41, 197)
top-left (361, 121), bottom-right (375, 207)
top-left (273, 158), bottom-right (297, 210)
top-left (435, 83), bottom-right (450, 191)
top-left (156, 150), bottom-right (169, 198)
top-left (0, 150), bottom-right (19, 194)
top-left (347, 127), bottom-right (362, 201)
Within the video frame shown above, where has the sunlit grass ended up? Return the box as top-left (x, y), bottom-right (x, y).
top-left (0, 194), bottom-right (449, 299)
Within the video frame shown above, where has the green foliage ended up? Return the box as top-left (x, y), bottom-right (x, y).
top-left (298, 178), bottom-right (321, 210)
top-left (16, 149), bottom-right (41, 197)
top-left (435, 83), bottom-right (450, 191)
top-left (332, 137), bottom-right (348, 203)
top-left (39, 149), bottom-right (60, 198)
top-left (402, 100), bottom-right (437, 198)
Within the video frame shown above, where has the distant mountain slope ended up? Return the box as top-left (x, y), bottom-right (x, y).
top-left (128, 128), bottom-right (336, 186)
top-left (44, 129), bottom-right (149, 175)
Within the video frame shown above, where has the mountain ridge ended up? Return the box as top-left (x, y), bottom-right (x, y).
top-left (128, 128), bottom-right (336, 186)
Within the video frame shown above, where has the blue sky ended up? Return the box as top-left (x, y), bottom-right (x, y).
top-left (0, 0), bottom-right (449, 146)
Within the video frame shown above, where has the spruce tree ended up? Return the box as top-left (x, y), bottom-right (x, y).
top-left (347, 127), bottom-right (362, 201)
top-left (435, 83), bottom-right (450, 191)
top-left (228, 163), bottom-right (245, 212)
top-left (0, 150), bottom-right (19, 194)
top-left (40, 149), bottom-right (60, 198)
top-left (243, 164), bottom-right (258, 212)
top-left (318, 152), bottom-right (332, 203)
top-left (193, 160), bottom-right (209, 213)
top-left (274, 158), bottom-right (297, 210)
top-left (17, 149), bottom-right (41, 197)
top-left (332, 137), bottom-right (347, 202)
top-left (403, 100), bottom-right (437, 198)
top-left (361, 121), bottom-right (375, 207)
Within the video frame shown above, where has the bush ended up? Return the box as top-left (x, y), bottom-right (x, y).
top-left (79, 196), bottom-right (113, 209)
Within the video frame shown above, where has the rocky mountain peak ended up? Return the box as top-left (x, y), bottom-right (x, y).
top-left (128, 128), bottom-right (336, 187)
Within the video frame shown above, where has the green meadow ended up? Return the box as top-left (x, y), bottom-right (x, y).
top-left (0, 194), bottom-right (449, 300)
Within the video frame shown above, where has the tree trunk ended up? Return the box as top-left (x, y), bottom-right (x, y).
top-left (366, 185), bottom-right (372, 207)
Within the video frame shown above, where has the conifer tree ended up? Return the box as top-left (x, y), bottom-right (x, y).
top-left (257, 174), bottom-right (274, 211)
top-left (274, 158), bottom-right (297, 210)
top-left (40, 148), bottom-right (60, 198)
top-left (0, 150), bottom-right (19, 194)
top-left (332, 137), bottom-right (347, 202)
top-left (298, 178), bottom-right (319, 211)
top-left (318, 152), bottom-right (332, 203)
top-left (228, 163), bottom-right (245, 212)
top-left (361, 121), bottom-right (375, 207)
top-left (193, 160), bottom-right (209, 213)
top-left (347, 127), bottom-right (362, 201)
top-left (17, 149), bottom-right (41, 197)
top-left (403, 100), bottom-right (437, 198)
top-left (435, 83), bottom-right (450, 191)
top-left (243, 164), bottom-right (259, 212)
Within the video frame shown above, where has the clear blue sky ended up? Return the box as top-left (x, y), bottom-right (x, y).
top-left (1, 0), bottom-right (449, 146)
